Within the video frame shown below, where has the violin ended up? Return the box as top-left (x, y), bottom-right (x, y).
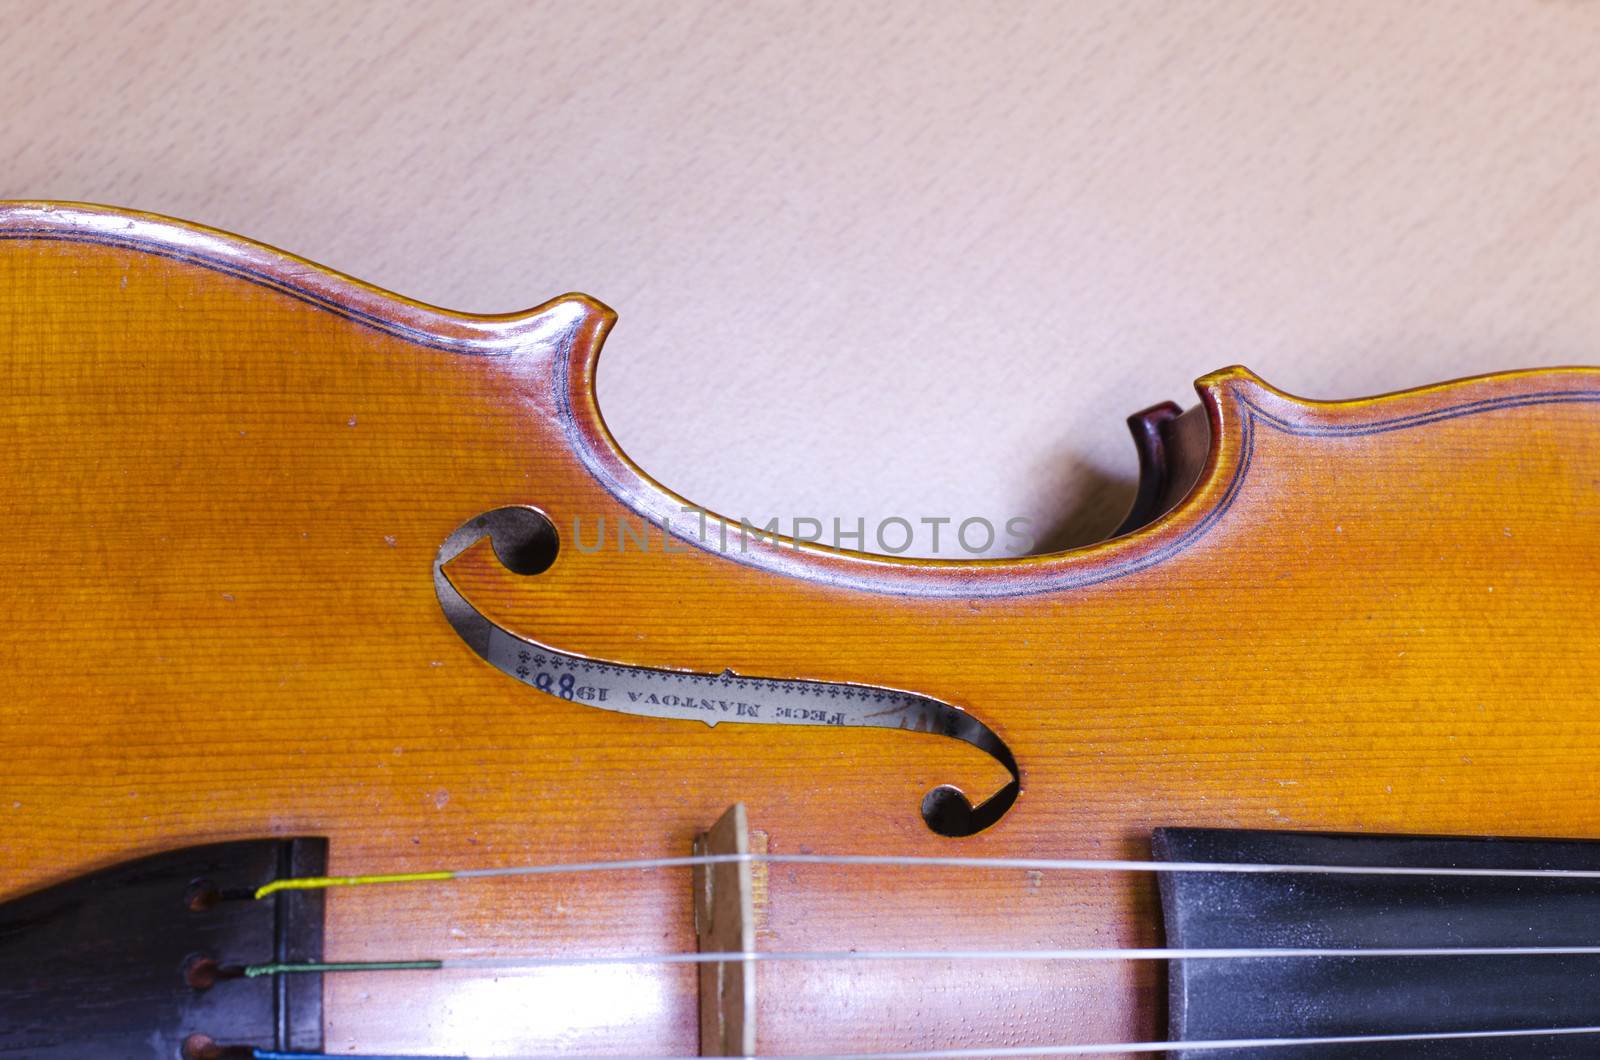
top-left (5, 201), bottom-right (1600, 1059)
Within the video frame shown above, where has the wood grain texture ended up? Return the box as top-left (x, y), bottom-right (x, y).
top-left (7, 1), bottom-right (1600, 556)
top-left (4, 204), bottom-right (1600, 1054)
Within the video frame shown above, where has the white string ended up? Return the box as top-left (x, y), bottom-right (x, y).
top-left (450, 851), bottom-right (1600, 881)
top-left (766, 1023), bottom-right (1600, 1056)
top-left (847, 1026), bottom-right (1600, 1057)
top-left (500, 1024), bottom-right (1600, 1057)
top-left (429, 944), bottom-right (1600, 971)
top-left (307, 851), bottom-right (1600, 1056)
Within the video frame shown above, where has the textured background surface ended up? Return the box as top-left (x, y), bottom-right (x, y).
top-left (7, 0), bottom-right (1600, 554)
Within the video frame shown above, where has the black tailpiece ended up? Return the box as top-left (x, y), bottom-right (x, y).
top-left (0, 838), bottom-right (326, 1057)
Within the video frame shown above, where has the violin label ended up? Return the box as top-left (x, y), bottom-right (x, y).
top-left (483, 625), bottom-right (939, 732)
top-left (434, 508), bottom-right (1020, 836)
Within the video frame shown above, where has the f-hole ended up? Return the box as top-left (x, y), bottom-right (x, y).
top-left (482, 506), bottom-right (560, 576)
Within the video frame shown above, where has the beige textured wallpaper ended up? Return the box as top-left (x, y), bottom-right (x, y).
top-left (7, 1), bottom-right (1600, 555)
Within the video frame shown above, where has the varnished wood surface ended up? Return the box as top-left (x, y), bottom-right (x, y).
top-left (9, 1), bottom-right (1600, 555)
top-left (5, 204), bottom-right (1600, 1054)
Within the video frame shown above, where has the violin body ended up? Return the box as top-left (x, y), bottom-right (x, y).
top-left (4, 203), bottom-right (1600, 1056)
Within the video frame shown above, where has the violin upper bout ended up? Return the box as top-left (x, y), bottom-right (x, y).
top-left (0, 199), bottom-right (617, 371)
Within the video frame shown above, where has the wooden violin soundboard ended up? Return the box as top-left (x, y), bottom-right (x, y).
top-left (4, 202), bottom-right (1600, 1058)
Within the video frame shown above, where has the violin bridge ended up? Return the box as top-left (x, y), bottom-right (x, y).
top-left (694, 803), bottom-right (757, 1057)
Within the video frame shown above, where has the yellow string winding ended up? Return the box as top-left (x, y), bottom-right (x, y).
top-left (255, 870), bottom-right (455, 900)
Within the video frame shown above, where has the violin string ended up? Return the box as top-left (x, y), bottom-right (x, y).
top-left (249, 1023), bottom-right (1600, 1058)
top-left (243, 944), bottom-right (1600, 978)
top-left (758, 1025), bottom-right (1600, 1059)
top-left (253, 851), bottom-right (1600, 900)
top-left (247, 852), bottom-right (1600, 1055)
